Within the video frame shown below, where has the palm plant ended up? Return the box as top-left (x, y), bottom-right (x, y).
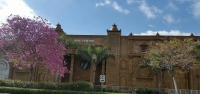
top-left (76, 44), bottom-right (114, 88)
top-left (66, 40), bottom-right (79, 49)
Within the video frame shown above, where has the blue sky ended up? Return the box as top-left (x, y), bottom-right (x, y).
top-left (0, 0), bottom-right (200, 36)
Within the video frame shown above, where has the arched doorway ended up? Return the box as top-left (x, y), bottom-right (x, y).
top-left (0, 59), bottom-right (9, 79)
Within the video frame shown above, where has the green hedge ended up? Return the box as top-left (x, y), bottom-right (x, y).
top-left (0, 86), bottom-right (128, 94)
top-left (0, 86), bottom-right (115, 94)
top-left (136, 88), bottom-right (168, 94)
top-left (0, 79), bottom-right (92, 91)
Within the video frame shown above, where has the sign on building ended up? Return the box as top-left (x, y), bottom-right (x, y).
top-left (100, 75), bottom-right (105, 82)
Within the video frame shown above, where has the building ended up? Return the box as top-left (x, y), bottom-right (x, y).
top-left (6, 23), bottom-right (200, 89)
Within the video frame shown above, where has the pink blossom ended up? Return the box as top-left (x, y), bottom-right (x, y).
top-left (0, 15), bottom-right (68, 77)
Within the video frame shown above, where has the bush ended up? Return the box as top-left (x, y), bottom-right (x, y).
top-left (94, 87), bottom-right (106, 92)
top-left (69, 81), bottom-right (92, 91)
top-left (0, 86), bottom-right (113, 94)
top-left (136, 88), bottom-right (159, 94)
top-left (37, 82), bottom-right (57, 89)
top-left (0, 79), bottom-right (92, 91)
top-left (24, 81), bottom-right (38, 88)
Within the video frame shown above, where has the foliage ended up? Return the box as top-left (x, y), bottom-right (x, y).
top-left (65, 40), bottom-right (79, 49)
top-left (76, 45), bottom-right (114, 65)
top-left (0, 79), bottom-right (92, 91)
top-left (194, 44), bottom-right (200, 61)
top-left (145, 38), bottom-right (198, 73)
top-left (135, 88), bottom-right (160, 94)
top-left (76, 44), bottom-right (114, 87)
top-left (144, 38), bottom-right (199, 94)
top-left (0, 15), bottom-right (68, 80)
top-left (0, 86), bottom-right (126, 94)
top-left (141, 57), bottom-right (167, 94)
top-left (94, 87), bottom-right (106, 92)
top-left (141, 59), bottom-right (167, 82)
top-left (56, 33), bottom-right (79, 49)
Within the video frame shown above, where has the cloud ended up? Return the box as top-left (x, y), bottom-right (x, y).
top-left (152, 6), bottom-right (162, 13)
top-left (139, 1), bottom-right (162, 19)
top-left (164, 14), bottom-right (175, 24)
top-left (191, 1), bottom-right (200, 18)
top-left (96, 0), bottom-right (130, 14)
top-left (0, 0), bottom-right (36, 22)
top-left (126, 0), bottom-right (144, 4)
top-left (148, 25), bottom-right (154, 28)
top-left (166, 2), bottom-right (179, 11)
top-left (134, 30), bottom-right (191, 36)
top-left (177, 0), bottom-right (191, 3)
top-left (95, 0), bottom-right (111, 7)
top-left (127, 0), bottom-right (134, 4)
top-left (112, 1), bottom-right (130, 14)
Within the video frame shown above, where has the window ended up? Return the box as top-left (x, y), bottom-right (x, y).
top-left (81, 61), bottom-right (90, 70)
top-left (140, 42), bottom-right (148, 53)
top-left (141, 46), bottom-right (147, 52)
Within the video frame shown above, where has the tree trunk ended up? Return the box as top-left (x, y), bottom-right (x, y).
top-left (29, 67), bottom-right (33, 81)
top-left (92, 64), bottom-right (96, 90)
top-left (172, 76), bottom-right (178, 94)
top-left (188, 70), bottom-right (190, 90)
top-left (157, 72), bottom-right (161, 94)
top-left (10, 67), bottom-right (15, 79)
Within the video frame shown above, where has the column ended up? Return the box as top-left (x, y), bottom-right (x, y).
top-left (101, 61), bottom-right (105, 75)
top-left (128, 56), bottom-right (133, 86)
top-left (128, 39), bottom-right (133, 54)
top-left (128, 39), bottom-right (133, 86)
top-left (69, 55), bottom-right (74, 82)
top-left (116, 55), bottom-right (120, 86)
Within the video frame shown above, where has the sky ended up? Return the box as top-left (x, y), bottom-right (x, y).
top-left (0, 0), bottom-right (200, 36)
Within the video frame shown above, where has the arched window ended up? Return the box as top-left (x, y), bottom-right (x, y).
top-left (81, 61), bottom-right (90, 70)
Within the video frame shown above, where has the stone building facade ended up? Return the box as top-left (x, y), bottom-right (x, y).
top-left (9, 24), bottom-right (200, 90)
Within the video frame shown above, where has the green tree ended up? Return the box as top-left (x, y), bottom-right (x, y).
top-left (141, 59), bottom-right (167, 94)
top-left (76, 44), bottom-right (114, 89)
top-left (194, 44), bottom-right (200, 61)
top-left (144, 38), bottom-right (198, 94)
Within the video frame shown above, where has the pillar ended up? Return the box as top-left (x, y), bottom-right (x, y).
top-left (69, 55), bottom-right (74, 82)
top-left (101, 61), bottom-right (105, 75)
top-left (128, 55), bottom-right (133, 86)
top-left (90, 63), bottom-right (94, 84)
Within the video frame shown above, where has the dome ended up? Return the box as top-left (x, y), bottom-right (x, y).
top-left (110, 23), bottom-right (118, 31)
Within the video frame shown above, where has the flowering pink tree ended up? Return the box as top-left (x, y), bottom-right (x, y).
top-left (0, 15), bottom-right (68, 81)
top-left (0, 37), bottom-right (3, 51)
top-left (0, 35), bottom-right (4, 56)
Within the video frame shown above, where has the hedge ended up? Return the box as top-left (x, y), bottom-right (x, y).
top-left (0, 86), bottom-right (126, 94)
top-left (136, 88), bottom-right (168, 94)
top-left (0, 79), bottom-right (92, 91)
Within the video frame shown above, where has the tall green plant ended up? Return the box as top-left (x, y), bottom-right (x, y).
top-left (76, 45), bottom-right (114, 89)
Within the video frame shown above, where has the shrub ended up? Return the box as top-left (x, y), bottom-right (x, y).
top-left (136, 88), bottom-right (159, 94)
top-left (37, 82), bottom-right (57, 89)
top-left (69, 81), bottom-right (92, 91)
top-left (0, 79), bottom-right (92, 91)
top-left (24, 81), bottom-right (38, 88)
top-left (0, 86), bottom-right (113, 94)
